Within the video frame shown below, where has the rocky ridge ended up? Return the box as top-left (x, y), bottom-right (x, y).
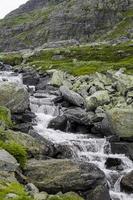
top-left (0, 0), bottom-right (133, 51)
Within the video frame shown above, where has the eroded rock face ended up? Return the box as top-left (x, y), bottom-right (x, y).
top-left (0, 82), bottom-right (29, 113)
top-left (0, 0), bottom-right (132, 51)
top-left (24, 159), bottom-right (106, 193)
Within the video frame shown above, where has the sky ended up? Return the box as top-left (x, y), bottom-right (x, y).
top-left (0, 0), bottom-right (28, 19)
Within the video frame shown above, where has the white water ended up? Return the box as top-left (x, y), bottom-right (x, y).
top-left (0, 71), bottom-right (133, 200)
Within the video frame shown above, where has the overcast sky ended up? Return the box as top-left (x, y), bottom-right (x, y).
top-left (0, 0), bottom-right (28, 19)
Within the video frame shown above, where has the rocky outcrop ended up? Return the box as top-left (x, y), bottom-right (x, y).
top-left (0, 0), bottom-right (132, 51)
top-left (24, 159), bottom-right (106, 193)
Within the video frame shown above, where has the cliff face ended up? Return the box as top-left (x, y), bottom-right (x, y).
top-left (0, 0), bottom-right (133, 51)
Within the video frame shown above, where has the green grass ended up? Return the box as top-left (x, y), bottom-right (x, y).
top-left (0, 140), bottom-right (27, 168)
top-left (0, 53), bottom-right (23, 66)
top-left (25, 41), bottom-right (133, 76)
top-left (0, 106), bottom-right (12, 128)
top-left (0, 182), bottom-right (32, 200)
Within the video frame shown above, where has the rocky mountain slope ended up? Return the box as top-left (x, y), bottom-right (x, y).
top-left (0, 0), bottom-right (133, 51)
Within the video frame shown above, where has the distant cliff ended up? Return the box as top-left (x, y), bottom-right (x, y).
top-left (0, 0), bottom-right (133, 51)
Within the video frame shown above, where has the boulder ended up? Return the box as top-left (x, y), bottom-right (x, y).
top-left (34, 192), bottom-right (48, 200)
top-left (87, 185), bottom-right (110, 200)
top-left (85, 90), bottom-right (110, 111)
top-left (60, 86), bottom-right (84, 107)
top-left (22, 70), bottom-right (40, 86)
top-left (121, 170), bottom-right (133, 193)
top-left (48, 115), bottom-right (67, 131)
top-left (0, 82), bottom-right (29, 113)
top-left (24, 159), bottom-right (106, 193)
top-left (105, 157), bottom-right (122, 169)
top-left (110, 142), bottom-right (133, 161)
top-left (51, 70), bottom-right (65, 87)
top-left (106, 108), bottom-right (133, 140)
top-left (0, 149), bottom-right (19, 171)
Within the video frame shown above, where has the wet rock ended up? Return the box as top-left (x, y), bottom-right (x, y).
top-left (105, 157), bottom-right (122, 169)
top-left (106, 108), bottom-right (133, 140)
top-left (110, 142), bottom-right (133, 161)
top-left (47, 115), bottom-right (67, 131)
top-left (0, 82), bottom-right (29, 113)
top-left (121, 170), bottom-right (133, 193)
top-left (86, 185), bottom-right (110, 200)
top-left (85, 90), bottom-right (110, 111)
top-left (24, 159), bottom-right (106, 193)
top-left (23, 70), bottom-right (40, 86)
top-left (60, 86), bottom-right (84, 107)
top-left (13, 122), bottom-right (32, 133)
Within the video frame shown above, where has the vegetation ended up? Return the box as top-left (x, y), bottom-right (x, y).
top-left (0, 106), bottom-right (13, 128)
top-left (0, 182), bottom-right (32, 200)
top-left (47, 192), bottom-right (84, 200)
top-left (0, 53), bottom-right (23, 65)
top-left (24, 41), bottom-right (133, 76)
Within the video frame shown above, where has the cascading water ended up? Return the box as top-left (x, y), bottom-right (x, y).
top-left (0, 71), bottom-right (133, 200)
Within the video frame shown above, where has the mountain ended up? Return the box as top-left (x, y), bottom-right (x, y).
top-left (0, 0), bottom-right (133, 51)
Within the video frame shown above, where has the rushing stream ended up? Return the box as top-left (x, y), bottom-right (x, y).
top-left (0, 70), bottom-right (133, 200)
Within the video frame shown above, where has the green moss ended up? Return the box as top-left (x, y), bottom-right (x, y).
top-left (48, 192), bottom-right (84, 200)
top-left (0, 106), bottom-right (12, 128)
top-left (0, 182), bottom-right (32, 200)
top-left (0, 140), bottom-right (27, 168)
top-left (25, 41), bottom-right (133, 75)
top-left (0, 54), bottom-right (23, 66)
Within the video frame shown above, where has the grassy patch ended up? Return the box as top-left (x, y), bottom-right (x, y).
top-left (0, 53), bottom-right (23, 66)
top-left (48, 192), bottom-right (84, 200)
top-left (0, 106), bottom-right (12, 128)
top-left (0, 182), bottom-right (32, 200)
top-left (25, 41), bottom-right (133, 75)
top-left (0, 140), bottom-right (27, 168)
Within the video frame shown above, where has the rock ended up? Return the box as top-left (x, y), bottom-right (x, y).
top-left (5, 193), bottom-right (18, 199)
top-left (51, 70), bottom-right (65, 87)
top-left (105, 158), bottom-right (122, 169)
top-left (34, 192), bottom-right (48, 200)
top-left (24, 159), bottom-right (106, 193)
top-left (121, 170), bottom-right (133, 193)
top-left (22, 70), bottom-right (40, 86)
top-left (106, 108), bottom-right (133, 140)
top-left (48, 115), bottom-right (67, 131)
top-left (87, 185), bottom-right (110, 200)
top-left (111, 142), bottom-right (133, 161)
top-left (25, 183), bottom-right (39, 195)
top-left (60, 86), bottom-right (84, 107)
top-left (13, 122), bottom-right (32, 133)
top-left (0, 149), bottom-right (19, 172)
top-left (85, 90), bottom-right (110, 111)
top-left (48, 192), bottom-right (84, 200)
top-left (0, 82), bottom-right (29, 113)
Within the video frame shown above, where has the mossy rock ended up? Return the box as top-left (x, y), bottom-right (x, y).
top-left (48, 192), bottom-right (84, 200)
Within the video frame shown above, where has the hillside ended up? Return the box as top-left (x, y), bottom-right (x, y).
top-left (0, 0), bottom-right (133, 51)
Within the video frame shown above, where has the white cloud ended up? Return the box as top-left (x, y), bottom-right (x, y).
top-left (0, 0), bottom-right (28, 19)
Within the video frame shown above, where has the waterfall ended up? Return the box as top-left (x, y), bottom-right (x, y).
top-left (0, 70), bottom-right (133, 200)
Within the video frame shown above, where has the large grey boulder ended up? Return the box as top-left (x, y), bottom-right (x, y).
top-left (0, 149), bottom-right (19, 172)
top-left (60, 86), bottom-right (84, 107)
top-left (85, 90), bottom-right (110, 111)
top-left (87, 185), bottom-right (110, 200)
top-left (0, 82), bottom-right (29, 113)
top-left (106, 108), bottom-right (133, 140)
top-left (24, 159), bottom-right (106, 193)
